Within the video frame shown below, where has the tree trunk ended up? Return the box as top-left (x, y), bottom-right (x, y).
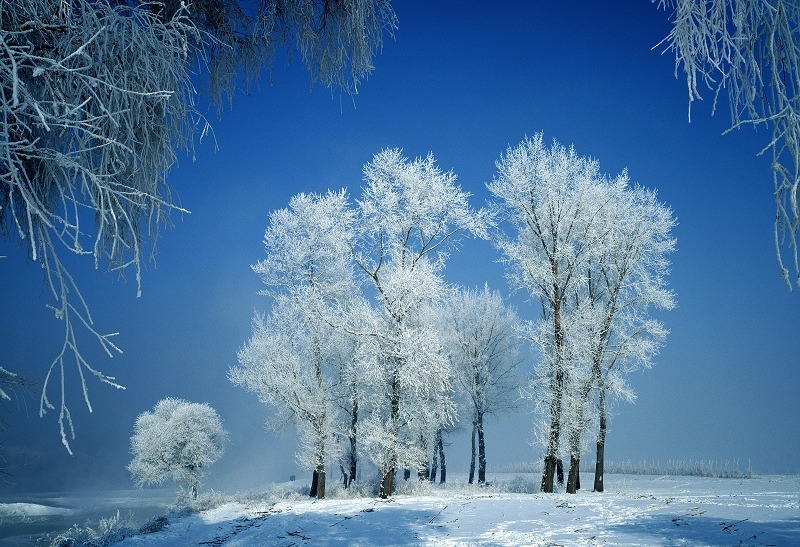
top-left (315, 465), bottom-right (326, 499)
top-left (348, 392), bottom-right (358, 487)
top-left (594, 388), bottom-right (607, 492)
top-left (438, 430), bottom-right (446, 483)
top-left (477, 411), bottom-right (487, 484)
top-left (379, 368), bottom-right (401, 498)
top-left (566, 408), bottom-right (585, 494)
top-left (468, 419), bottom-right (477, 484)
top-left (541, 455), bottom-right (556, 493)
top-left (541, 290), bottom-right (565, 494)
top-left (567, 455), bottom-right (580, 494)
top-left (419, 433), bottom-right (430, 481)
top-left (310, 470), bottom-right (319, 498)
top-left (429, 432), bottom-right (439, 483)
top-left (379, 467), bottom-right (395, 499)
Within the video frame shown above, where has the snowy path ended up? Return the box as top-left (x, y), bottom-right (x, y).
top-left (113, 475), bottom-right (799, 546)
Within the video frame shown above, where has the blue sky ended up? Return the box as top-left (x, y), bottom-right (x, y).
top-left (1, 0), bottom-right (798, 494)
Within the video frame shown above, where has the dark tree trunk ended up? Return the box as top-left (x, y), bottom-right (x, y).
top-left (541, 286), bottom-right (566, 494)
top-left (594, 388), bottom-right (607, 492)
top-left (567, 455), bottom-right (580, 494)
top-left (437, 430), bottom-right (446, 483)
top-left (348, 393), bottom-right (358, 487)
top-left (379, 467), bottom-right (395, 499)
top-left (429, 433), bottom-right (439, 483)
top-left (468, 419), bottom-right (477, 484)
top-left (379, 368), bottom-right (401, 499)
top-left (477, 411), bottom-right (487, 484)
top-left (419, 433), bottom-right (430, 481)
top-left (541, 455), bottom-right (556, 493)
top-left (315, 465), bottom-right (326, 499)
top-left (310, 470), bottom-right (319, 498)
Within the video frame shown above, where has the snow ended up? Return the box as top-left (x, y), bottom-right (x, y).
top-left (3, 475), bottom-right (797, 546)
top-left (0, 502), bottom-right (73, 519)
top-left (105, 474), bottom-right (800, 546)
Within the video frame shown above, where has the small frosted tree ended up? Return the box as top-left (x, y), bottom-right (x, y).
top-left (128, 398), bottom-right (227, 499)
top-left (585, 183), bottom-right (676, 492)
top-left (656, 0), bottom-right (800, 290)
top-left (441, 285), bottom-right (520, 484)
top-left (558, 179), bottom-right (676, 494)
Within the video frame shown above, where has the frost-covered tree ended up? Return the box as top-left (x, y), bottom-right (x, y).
top-left (488, 133), bottom-right (618, 493)
top-left (559, 179), bottom-right (676, 494)
top-left (128, 398), bottom-right (227, 498)
top-left (0, 0), bottom-right (396, 451)
top-left (490, 134), bottom-right (676, 494)
top-left (442, 285), bottom-right (520, 485)
top-left (656, 0), bottom-right (800, 290)
top-left (230, 190), bottom-right (356, 499)
top-left (353, 259), bottom-right (456, 498)
top-left (584, 183), bottom-right (676, 492)
top-left (351, 149), bottom-right (491, 498)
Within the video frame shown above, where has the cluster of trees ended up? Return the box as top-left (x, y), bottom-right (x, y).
top-left (3, 0), bottom-right (794, 459)
top-left (231, 137), bottom-right (676, 498)
top-left (489, 134), bottom-right (676, 493)
top-left (229, 150), bottom-right (520, 499)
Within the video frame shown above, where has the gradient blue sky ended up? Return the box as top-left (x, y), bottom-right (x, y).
top-left (2, 0), bottom-right (798, 494)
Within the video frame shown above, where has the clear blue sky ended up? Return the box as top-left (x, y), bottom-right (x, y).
top-left (1, 0), bottom-right (798, 494)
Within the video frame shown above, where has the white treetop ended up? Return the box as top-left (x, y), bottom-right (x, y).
top-left (128, 398), bottom-right (227, 498)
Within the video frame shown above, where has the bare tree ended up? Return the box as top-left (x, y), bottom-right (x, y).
top-left (442, 285), bottom-right (520, 485)
top-left (1, 0), bottom-right (396, 451)
top-left (656, 0), bottom-right (800, 290)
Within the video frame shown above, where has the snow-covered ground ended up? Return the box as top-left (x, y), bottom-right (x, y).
top-left (3, 474), bottom-right (798, 546)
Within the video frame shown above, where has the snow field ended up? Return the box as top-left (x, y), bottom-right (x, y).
top-left (110, 474), bottom-right (799, 546)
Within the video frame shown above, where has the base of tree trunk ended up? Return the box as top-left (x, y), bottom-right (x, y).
top-left (594, 441), bottom-right (605, 492)
top-left (316, 468), bottom-right (326, 499)
top-left (380, 468), bottom-right (395, 499)
top-left (310, 470), bottom-right (319, 498)
top-left (541, 456), bottom-right (556, 493)
top-left (567, 455), bottom-right (580, 494)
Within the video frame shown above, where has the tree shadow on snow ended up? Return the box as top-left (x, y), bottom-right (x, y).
top-left (199, 503), bottom-right (457, 546)
top-left (609, 513), bottom-right (800, 546)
